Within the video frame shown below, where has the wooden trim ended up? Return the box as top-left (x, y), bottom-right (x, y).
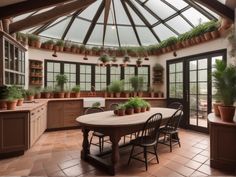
top-left (103, 0), bottom-right (112, 46)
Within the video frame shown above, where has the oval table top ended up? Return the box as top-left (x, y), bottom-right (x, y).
top-left (76, 107), bottom-right (176, 128)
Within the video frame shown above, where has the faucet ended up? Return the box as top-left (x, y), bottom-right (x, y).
top-left (89, 86), bottom-right (96, 96)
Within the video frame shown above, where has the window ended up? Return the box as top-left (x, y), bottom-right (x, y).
top-left (137, 66), bottom-right (149, 91)
top-left (64, 63), bottom-right (76, 89)
top-left (95, 66), bottom-right (107, 91)
top-left (110, 66), bottom-right (121, 82)
top-left (124, 66), bottom-right (135, 90)
top-left (169, 62), bottom-right (183, 98)
top-left (80, 64), bottom-right (92, 91)
top-left (46, 62), bottom-right (61, 88)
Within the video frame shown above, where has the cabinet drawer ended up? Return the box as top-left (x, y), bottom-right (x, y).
top-left (64, 101), bottom-right (82, 110)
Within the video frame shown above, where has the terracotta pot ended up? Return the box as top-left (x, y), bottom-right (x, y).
top-left (64, 92), bottom-right (71, 98)
top-left (184, 39), bottom-right (191, 47)
top-left (218, 105), bottom-right (235, 122)
top-left (175, 42), bottom-right (182, 49)
top-left (114, 109), bottom-right (118, 115)
top-left (75, 92), bottom-right (80, 98)
top-left (58, 92), bottom-right (65, 98)
top-left (71, 47), bottom-right (77, 53)
top-left (150, 92), bottom-right (154, 98)
top-left (110, 93), bottom-right (114, 98)
top-left (17, 99), bottom-right (24, 106)
top-left (115, 92), bottom-right (121, 98)
top-left (48, 44), bottom-right (54, 50)
top-left (194, 36), bottom-right (201, 44)
top-left (76, 48), bottom-right (80, 54)
top-left (204, 32), bottom-right (212, 41)
top-left (7, 100), bottom-right (18, 110)
top-left (124, 93), bottom-right (129, 98)
top-left (134, 107), bottom-right (141, 113)
top-left (190, 38), bottom-right (196, 45)
top-left (221, 18), bottom-right (233, 30)
top-left (118, 109), bottom-right (125, 116)
top-left (27, 96), bottom-right (34, 101)
top-left (166, 46), bottom-right (172, 52)
top-left (35, 41), bottom-right (41, 48)
top-left (133, 92), bottom-right (137, 97)
top-left (211, 30), bottom-right (220, 39)
top-left (213, 102), bottom-right (222, 117)
top-left (137, 92), bottom-right (143, 97)
top-left (53, 45), bottom-right (59, 52)
top-left (35, 93), bottom-right (41, 99)
top-left (146, 107), bottom-right (151, 111)
top-left (42, 92), bottom-right (51, 98)
top-left (161, 48), bottom-right (167, 53)
top-left (200, 35), bottom-right (206, 42)
top-left (64, 47), bottom-right (71, 52)
top-left (141, 107), bottom-right (146, 112)
top-left (125, 108), bottom-right (134, 115)
top-left (0, 100), bottom-right (7, 110)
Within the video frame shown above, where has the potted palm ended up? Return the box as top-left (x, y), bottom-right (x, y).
top-left (72, 85), bottom-right (80, 98)
top-left (56, 74), bottom-right (68, 98)
top-left (212, 60), bottom-right (236, 122)
top-left (109, 80), bottom-right (124, 98)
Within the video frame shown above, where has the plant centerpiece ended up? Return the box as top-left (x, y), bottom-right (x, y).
top-left (54, 40), bottom-right (64, 52)
top-left (6, 86), bottom-right (19, 110)
top-left (25, 89), bottom-right (35, 101)
top-left (116, 104), bottom-right (126, 116)
top-left (124, 101), bottom-right (134, 115)
top-left (108, 80), bottom-right (124, 98)
top-left (56, 74), bottom-right (68, 98)
top-left (98, 54), bottom-right (110, 66)
top-left (129, 97), bottom-right (142, 113)
top-left (212, 60), bottom-right (236, 122)
top-left (42, 86), bottom-right (52, 98)
top-left (72, 85), bottom-right (80, 98)
top-left (42, 40), bottom-right (54, 50)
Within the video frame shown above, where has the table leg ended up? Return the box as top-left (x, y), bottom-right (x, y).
top-left (110, 134), bottom-right (121, 165)
top-left (81, 128), bottom-right (90, 160)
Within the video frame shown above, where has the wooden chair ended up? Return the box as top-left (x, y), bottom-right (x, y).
top-left (158, 107), bottom-right (183, 152)
top-left (128, 113), bottom-right (162, 171)
top-left (168, 102), bottom-right (183, 110)
top-left (84, 107), bottom-right (106, 153)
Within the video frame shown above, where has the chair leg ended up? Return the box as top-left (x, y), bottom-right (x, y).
top-left (128, 145), bottom-right (135, 165)
top-left (169, 134), bottom-right (172, 152)
top-left (176, 133), bottom-right (181, 147)
top-left (101, 137), bottom-right (104, 152)
top-left (153, 145), bottom-right (159, 164)
top-left (163, 133), bottom-right (167, 143)
top-left (99, 137), bottom-right (102, 153)
top-left (89, 134), bottom-right (94, 147)
top-left (144, 147), bottom-right (148, 171)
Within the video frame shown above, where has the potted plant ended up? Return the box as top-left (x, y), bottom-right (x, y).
top-left (109, 80), bottom-right (124, 98)
top-left (34, 87), bottom-right (41, 99)
top-left (140, 99), bottom-right (147, 112)
top-left (42, 86), bottom-right (52, 98)
top-left (71, 44), bottom-right (79, 53)
top-left (212, 60), bottom-right (236, 122)
top-left (54, 40), bottom-right (64, 52)
top-left (145, 101), bottom-right (151, 111)
top-left (129, 97), bottom-right (142, 113)
top-left (25, 89), bottom-right (35, 101)
top-left (207, 20), bottom-right (220, 39)
top-left (16, 32), bottom-right (27, 46)
top-left (92, 47), bottom-right (100, 56)
top-left (80, 45), bottom-right (86, 54)
top-left (28, 34), bottom-right (41, 48)
top-left (117, 104), bottom-right (126, 116)
top-left (149, 86), bottom-right (155, 98)
top-left (136, 58), bottom-right (143, 67)
top-left (64, 41), bottom-right (72, 52)
top-left (16, 87), bottom-right (24, 106)
top-left (6, 87), bottom-right (18, 110)
top-left (123, 89), bottom-right (130, 98)
top-left (124, 102), bottom-right (134, 115)
top-left (179, 32), bottom-right (191, 48)
top-left (64, 86), bottom-right (71, 98)
top-left (98, 54), bottom-right (110, 66)
top-left (123, 54), bottom-right (130, 66)
top-left (130, 76), bottom-right (139, 97)
top-left (212, 91), bottom-right (222, 117)
top-left (137, 77), bottom-right (144, 97)
top-left (72, 85), bottom-right (80, 98)
top-left (42, 40), bottom-right (54, 50)
top-left (56, 74), bottom-right (68, 98)
top-left (165, 37), bottom-right (178, 51)
top-left (108, 85), bottom-right (114, 98)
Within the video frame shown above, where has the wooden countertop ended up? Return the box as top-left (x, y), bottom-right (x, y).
top-left (208, 113), bottom-right (236, 126)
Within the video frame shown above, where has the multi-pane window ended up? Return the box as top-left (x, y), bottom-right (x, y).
top-left (95, 66), bottom-right (107, 91)
top-left (64, 63), bottom-right (76, 89)
top-left (169, 62), bottom-right (183, 98)
top-left (110, 66), bottom-right (121, 82)
top-left (138, 66), bottom-right (149, 91)
top-left (124, 66), bottom-right (135, 90)
top-left (46, 62), bottom-right (61, 88)
top-left (80, 64), bottom-right (92, 91)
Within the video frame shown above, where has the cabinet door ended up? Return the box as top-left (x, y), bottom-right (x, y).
top-left (30, 117), bottom-right (37, 147)
top-left (63, 101), bottom-right (82, 127)
top-left (47, 102), bottom-right (64, 129)
top-left (0, 112), bottom-right (29, 152)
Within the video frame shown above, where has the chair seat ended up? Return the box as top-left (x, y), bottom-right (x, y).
top-left (160, 127), bottom-right (177, 134)
top-left (93, 131), bottom-right (105, 137)
top-left (130, 136), bottom-right (157, 147)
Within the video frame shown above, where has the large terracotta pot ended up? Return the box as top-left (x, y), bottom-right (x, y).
top-left (17, 99), bottom-right (24, 106)
top-left (7, 100), bottom-right (18, 110)
top-left (204, 32), bottom-right (212, 41)
top-left (35, 93), bottom-right (41, 99)
top-left (141, 107), bottom-right (146, 112)
top-left (218, 105), bottom-right (235, 122)
top-left (125, 108), bottom-right (134, 115)
top-left (213, 102), bottom-right (222, 117)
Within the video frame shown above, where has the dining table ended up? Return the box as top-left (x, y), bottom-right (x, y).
top-left (76, 107), bottom-right (176, 175)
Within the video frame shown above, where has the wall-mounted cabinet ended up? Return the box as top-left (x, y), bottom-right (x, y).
top-left (29, 60), bottom-right (43, 86)
top-left (0, 31), bottom-right (26, 86)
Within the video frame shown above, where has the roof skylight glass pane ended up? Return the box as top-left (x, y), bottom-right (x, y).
top-left (166, 15), bottom-right (192, 34)
top-left (153, 24), bottom-right (177, 40)
top-left (65, 19), bottom-right (91, 43)
top-left (113, 0), bottom-right (130, 25)
top-left (118, 26), bottom-right (139, 46)
top-left (182, 8), bottom-right (210, 26)
top-left (145, 0), bottom-right (176, 20)
top-left (136, 27), bottom-right (158, 45)
top-left (165, 0), bottom-right (188, 10)
top-left (87, 25), bottom-right (103, 45)
top-left (104, 25), bottom-right (119, 47)
top-left (79, 0), bottom-right (102, 20)
top-left (127, 6), bottom-right (145, 26)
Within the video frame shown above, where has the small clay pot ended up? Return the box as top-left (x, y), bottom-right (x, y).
top-left (110, 93), bottom-right (114, 98)
top-left (211, 30), bottom-right (220, 39)
top-left (150, 92), bottom-right (155, 98)
top-left (125, 108), bottom-right (134, 115)
top-left (141, 107), bottom-right (146, 112)
top-left (64, 92), bottom-right (71, 98)
top-left (27, 96), bottom-right (34, 101)
top-left (124, 93), bottom-right (129, 98)
top-left (204, 32), bottom-right (212, 41)
top-left (115, 92), bottom-right (121, 98)
top-left (7, 100), bottom-right (18, 110)
top-left (35, 93), bottom-right (41, 99)
top-left (43, 92), bottom-right (51, 99)
top-left (138, 92), bottom-right (143, 97)
top-left (118, 109), bottom-right (125, 116)
top-left (75, 92), bottom-right (80, 98)
top-left (17, 99), bottom-right (24, 106)
top-left (58, 92), bottom-right (65, 98)
top-left (134, 107), bottom-right (141, 113)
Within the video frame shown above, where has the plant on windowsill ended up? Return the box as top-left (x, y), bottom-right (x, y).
top-left (25, 88), bottom-right (35, 101)
top-left (71, 44), bottom-right (79, 53)
top-left (64, 86), bottom-right (71, 98)
top-left (64, 41), bottom-right (72, 52)
top-left (72, 85), bottom-right (80, 98)
top-left (148, 86), bottom-right (155, 98)
top-left (108, 80), bottom-right (124, 98)
top-left (42, 40), bottom-right (54, 50)
top-left (212, 60), bottom-right (236, 122)
top-left (56, 74), bottom-right (68, 98)
top-left (42, 86), bottom-right (53, 98)
top-left (6, 86), bottom-right (19, 110)
top-left (34, 87), bottom-right (41, 99)
top-left (137, 77), bottom-right (144, 97)
top-left (123, 89), bottom-right (131, 98)
top-left (54, 40), bottom-right (64, 52)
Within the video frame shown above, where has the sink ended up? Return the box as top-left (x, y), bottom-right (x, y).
top-left (83, 97), bottom-right (105, 108)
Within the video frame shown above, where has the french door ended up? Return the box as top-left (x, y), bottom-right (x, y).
top-left (167, 50), bottom-right (226, 133)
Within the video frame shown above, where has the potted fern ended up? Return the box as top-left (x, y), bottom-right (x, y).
top-left (212, 60), bottom-right (236, 122)
top-left (56, 74), bottom-right (68, 98)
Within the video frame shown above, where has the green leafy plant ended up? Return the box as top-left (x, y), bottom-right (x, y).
top-left (116, 103), bottom-right (126, 110)
top-left (42, 86), bottom-right (53, 92)
top-left (212, 60), bottom-right (236, 106)
top-left (109, 80), bottom-right (124, 93)
top-left (92, 102), bottom-right (101, 108)
top-left (6, 86), bottom-right (23, 101)
top-left (165, 37), bottom-right (178, 46)
top-left (127, 97), bottom-right (143, 108)
top-left (43, 40), bottom-right (54, 45)
top-left (28, 34), bottom-right (40, 42)
top-left (72, 85), bottom-right (80, 93)
top-left (130, 76), bottom-right (144, 92)
top-left (25, 89), bottom-right (35, 97)
top-left (99, 54), bottom-right (110, 63)
top-left (71, 44), bottom-right (79, 49)
top-left (56, 74), bottom-right (68, 92)
top-left (55, 40), bottom-right (64, 47)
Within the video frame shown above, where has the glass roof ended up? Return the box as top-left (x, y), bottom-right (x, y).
top-left (14, 0), bottom-right (220, 47)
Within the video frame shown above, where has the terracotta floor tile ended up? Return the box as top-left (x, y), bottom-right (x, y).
top-left (185, 160), bottom-right (202, 170)
top-left (172, 165), bottom-right (195, 176)
top-left (58, 158), bottom-right (81, 169)
top-left (192, 154), bottom-right (208, 163)
top-left (190, 170), bottom-right (208, 177)
top-left (200, 150), bottom-right (210, 157)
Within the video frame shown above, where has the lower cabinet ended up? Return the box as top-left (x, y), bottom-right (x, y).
top-left (0, 112), bottom-right (29, 156)
top-left (47, 100), bottom-right (82, 129)
top-left (30, 104), bottom-right (47, 147)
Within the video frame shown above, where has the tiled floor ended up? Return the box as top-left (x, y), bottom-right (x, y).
top-left (0, 129), bottom-right (235, 177)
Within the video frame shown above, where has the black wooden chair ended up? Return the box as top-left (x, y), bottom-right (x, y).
top-left (158, 107), bottom-right (183, 152)
top-left (128, 113), bottom-right (162, 171)
top-left (168, 102), bottom-right (183, 110)
top-left (84, 107), bottom-right (106, 153)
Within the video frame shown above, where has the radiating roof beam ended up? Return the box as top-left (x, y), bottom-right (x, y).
top-left (111, 0), bottom-right (121, 47)
top-left (103, 0), bottom-right (112, 46)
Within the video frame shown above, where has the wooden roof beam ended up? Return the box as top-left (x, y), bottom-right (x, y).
top-left (9, 0), bottom-right (96, 34)
top-left (103, 0), bottom-right (112, 46)
top-left (0, 0), bottom-right (73, 20)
